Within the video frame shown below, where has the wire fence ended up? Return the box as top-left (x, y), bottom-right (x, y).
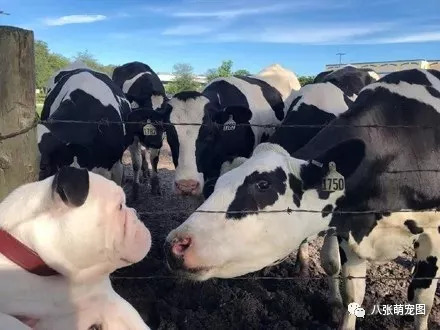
top-left (2, 115), bottom-right (440, 142)
top-left (3, 114), bottom-right (440, 283)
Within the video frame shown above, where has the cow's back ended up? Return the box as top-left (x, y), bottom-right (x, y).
top-left (295, 69), bottom-right (440, 217)
top-left (38, 68), bottom-right (129, 174)
top-left (255, 63), bottom-right (301, 99)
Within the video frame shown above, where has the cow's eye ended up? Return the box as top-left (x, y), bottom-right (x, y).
top-left (256, 180), bottom-right (270, 191)
top-left (119, 203), bottom-right (123, 211)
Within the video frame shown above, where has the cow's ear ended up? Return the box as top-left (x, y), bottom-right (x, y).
top-left (299, 139), bottom-right (366, 189)
top-left (157, 103), bottom-right (173, 121)
top-left (52, 166), bottom-right (89, 207)
top-left (224, 106), bottom-right (252, 123)
top-left (212, 106), bottom-right (252, 125)
top-left (220, 157), bottom-right (248, 176)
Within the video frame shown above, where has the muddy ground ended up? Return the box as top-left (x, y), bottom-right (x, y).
top-left (112, 141), bottom-right (440, 330)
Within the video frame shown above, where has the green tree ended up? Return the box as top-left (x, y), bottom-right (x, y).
top-left (298, 75), bottom-right (315, 86)
top-left (35, 41), bottom-right (52, 90)
top-left (234, 69), bottom-right (251, 76)
top-left (206, 60), bottom-right (250, 82)
top-left (165, 63), bottom-right (201, 95)
top-left (73, 50), bottom-right (115, 76)
top-left (35, 40), bottom-right (70, 91)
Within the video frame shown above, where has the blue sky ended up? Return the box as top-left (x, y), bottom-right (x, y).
top-left (1, 0), bottom-right (440, 76)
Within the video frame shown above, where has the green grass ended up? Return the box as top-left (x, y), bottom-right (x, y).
top-left (36, 103), bottom-right (43, 116)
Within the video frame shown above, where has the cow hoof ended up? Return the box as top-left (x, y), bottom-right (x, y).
top-left (151, 187), bottom-right (161, 196)
top-left (293, 261), bottom-right (309, 277)
top-left (131, 184), bottom-right (139, 201)
top-left (143, 170), bottom-right (150, 179)
top-left (151, 177), bottom-right (160, 195)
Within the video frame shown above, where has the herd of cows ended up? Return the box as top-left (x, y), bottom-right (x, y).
top-left (1, 60), bottom-right (440, 329)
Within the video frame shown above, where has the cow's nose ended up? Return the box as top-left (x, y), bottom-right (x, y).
top-left (175, 179), bottom-right (200, 194)
top-left (171, 236), bottom-right (192, 256)
top-left (164, 236), bottom-right (192, 271)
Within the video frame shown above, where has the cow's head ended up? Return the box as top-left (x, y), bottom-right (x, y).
top-left (313, 66), bottom-right (379, 96)
top-left (0, 167), bottom-right (151, 282)
top-left (125, 107), bottom-right (166, 150)
top-left (126, 90), bottom-right (166, 112)
top-left (165, 139), bottom-right (365, 280)
top-left (165, 91), bottom-right (255, 196)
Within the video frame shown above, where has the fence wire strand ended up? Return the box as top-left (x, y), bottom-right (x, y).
top-left (3, 115), bottom-right (440, 283)
top-left (109, 275), bottom-right (440, 281)
top-left (2, 116), bottom-right (440, 143)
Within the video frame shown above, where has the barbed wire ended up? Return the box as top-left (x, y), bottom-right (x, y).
top-left (3, 118), bottom-right (440, 285)
top-left (35, 118), bottom-right (440, 129)
top-left (132, 209), bottom-right (440, 229)
top-left (0, 116), bottom-right (38, 141)
top-left (2, 116), bottom-right (440, 142)
top-left (138, 208), bottom-right (440, 215)
top-left (109, 275), bottom-right (440, 281)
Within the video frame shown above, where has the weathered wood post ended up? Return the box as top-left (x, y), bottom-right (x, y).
top-left (0, 26), bottom-right (37, 200)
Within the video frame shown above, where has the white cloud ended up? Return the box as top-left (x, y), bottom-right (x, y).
top-left (213, 25), bottom-right (390, 45)
top-left (371, 31), bottom-right (440, 44)
top-left (162, 24), bottom-right (213, 36)
top-left (172, 3), bottom-right (294, 18)
top-left (44, 15), bottom-right (106, 26)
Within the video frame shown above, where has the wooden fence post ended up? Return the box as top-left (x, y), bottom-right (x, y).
top-left (0, 26), bottom-right (37, 201)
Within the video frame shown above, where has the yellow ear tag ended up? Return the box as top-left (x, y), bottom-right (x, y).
top-left (223, 115), bottom-right (236, 131)
top-left (143, 119), bottom-right (157, 136)
top-left (321, 162), bottom-right (345, 192)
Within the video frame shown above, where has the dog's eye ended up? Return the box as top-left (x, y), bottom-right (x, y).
top-left (89, 324), bottom-right (102, 330)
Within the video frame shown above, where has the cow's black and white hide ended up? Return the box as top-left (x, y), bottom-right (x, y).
top-left (165, 68), bottom-right (440, 330)
top-left (37, 64), bottom-right (131, 185)
top-left (215, 66), bottom-right (380, 280)
top-left (162, 64), bottom-right (301, 197)
top-left (312, 65), bottom-right (380, 97)
top-left (112, 61), bottom-right (168, 198)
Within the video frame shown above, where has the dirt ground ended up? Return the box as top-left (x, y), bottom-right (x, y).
top-left (112, 141), bottom-right (440, 330)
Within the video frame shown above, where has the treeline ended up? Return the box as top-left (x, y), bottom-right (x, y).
top-left (35, 40), bottom-right (115, 92)
top-left (35, 40), bottom-right (315, 95)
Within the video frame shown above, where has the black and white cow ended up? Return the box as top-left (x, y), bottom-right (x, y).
top-left (112, 61), bottom-right (168, 198)
top-left (165, 68), bottom-right (440, 330)
top-left (162, 64), bottom-right (301, 196)
top-left (37, 62), bottom-right (131, 184)
top-left (218, 65), bottom-right (380, 277)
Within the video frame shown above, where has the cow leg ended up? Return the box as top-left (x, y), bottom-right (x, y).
top-left (128, 140), bottom-right (142, 201)
top-left (294, 239), bottom-right (309, 276)
top-left (320, 232), bottom-right (343, 323)
top-left (141, 147), bottom-right (150, 180)
top-left (408, 232), bottom-right (440, 330)
top-left (339, 239), bottom-right (367, 330)
top-left (150, 148), bottom-right (161, 195)
top-left (111, 160), bottom-right (123, 186)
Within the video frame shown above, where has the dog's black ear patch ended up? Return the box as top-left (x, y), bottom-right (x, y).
top-left (52, 166), bottom-right (89, 207)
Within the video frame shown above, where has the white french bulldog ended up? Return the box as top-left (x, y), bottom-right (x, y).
top-left (0, 167), bottom-right (151, 329)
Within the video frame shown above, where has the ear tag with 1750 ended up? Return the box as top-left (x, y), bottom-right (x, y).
top-left (322, 162), bottom-right (345, 192)
top-left (143, 120), bottom-right (157, 136)
top-left (223, 115), bottom-right (236, 132)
